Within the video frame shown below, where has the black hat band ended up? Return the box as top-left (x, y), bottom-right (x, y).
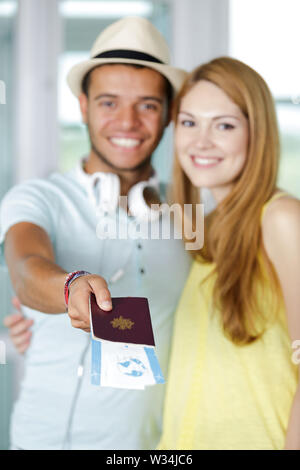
top-left (93, 49), bottom-right (164, 64)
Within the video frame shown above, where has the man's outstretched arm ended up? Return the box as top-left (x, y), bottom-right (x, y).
top-left (5, 222), bottom-right (67, 312)
top-left (4, 222), bottom-right (112, 330)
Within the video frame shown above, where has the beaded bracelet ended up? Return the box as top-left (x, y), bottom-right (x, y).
top-left (64, 270), bottom-right (91, 307)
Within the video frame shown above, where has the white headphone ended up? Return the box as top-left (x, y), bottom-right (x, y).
top-left (77, 161), bottom-right (161, 222)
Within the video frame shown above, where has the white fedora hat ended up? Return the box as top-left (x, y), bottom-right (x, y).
top-left (67, 16), bottom-right (187, 97)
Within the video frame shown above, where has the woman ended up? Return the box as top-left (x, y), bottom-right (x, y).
top-left (159, 57), bottom-right (300, 450)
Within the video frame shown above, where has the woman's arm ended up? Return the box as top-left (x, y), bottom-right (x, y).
top-left (262, 195), bottom-right (300, 450)
top-left (3, 297), bottom-right (34, 354)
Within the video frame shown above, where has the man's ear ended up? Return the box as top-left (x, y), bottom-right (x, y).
top-left (78, 93), bottom-right (88, 124)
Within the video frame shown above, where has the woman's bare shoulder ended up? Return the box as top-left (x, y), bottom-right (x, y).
top-left (262, 191), bottom-right (300, 258)
top-left (263, 191), bottom-right (300, 227)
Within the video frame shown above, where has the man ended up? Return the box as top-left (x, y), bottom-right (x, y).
top-left (0, 17), bottom-right (191, 450)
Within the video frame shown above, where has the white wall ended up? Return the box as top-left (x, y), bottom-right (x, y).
top-left (14, 0), bottom-right (62, 182)
top-left (170, 0), bottom-right (229, 71)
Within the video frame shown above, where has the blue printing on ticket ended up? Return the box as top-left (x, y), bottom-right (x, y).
top-left (91, 339), bottom-right (164, 386)
top-left (144, 347), bottom-right (165, 384)
top-left (91, 337), bottom-right (101, 386)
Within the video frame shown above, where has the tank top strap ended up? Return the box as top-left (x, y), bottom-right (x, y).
top-left (260, 191), bottom-right (290, 222)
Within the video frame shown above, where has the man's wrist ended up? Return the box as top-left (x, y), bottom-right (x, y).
top-left (64, 271), bottom-right (91, 307)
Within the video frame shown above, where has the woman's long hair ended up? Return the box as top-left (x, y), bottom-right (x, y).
top-left (172, 57), bottom-right (280, 344)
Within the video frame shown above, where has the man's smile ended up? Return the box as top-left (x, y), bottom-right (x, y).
top-left (109, 137), bottom-right (142, 149)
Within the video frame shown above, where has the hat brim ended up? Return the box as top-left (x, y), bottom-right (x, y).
top-left (67, 57), bottom-right (187, 98)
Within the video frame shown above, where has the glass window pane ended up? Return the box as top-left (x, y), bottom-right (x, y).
top-left (230, 0), bottom-right (300, 198)
top-left (0, 0), bottom-right (18, 451)
top-left (277, 101), bottom-right (300, 198)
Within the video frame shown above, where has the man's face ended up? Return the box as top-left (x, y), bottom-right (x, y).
top-left (79, 64), bottom-right (170, 173)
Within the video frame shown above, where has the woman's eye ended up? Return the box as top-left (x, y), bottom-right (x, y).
top-left (218, 123), bottom-right (235, 130)
top-left (180, 120), bottom-right (195, 127)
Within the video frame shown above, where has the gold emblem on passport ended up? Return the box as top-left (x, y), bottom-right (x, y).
top-left (111, 316), bottom-right (135, 330)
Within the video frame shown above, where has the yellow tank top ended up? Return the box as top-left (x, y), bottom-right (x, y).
top-left (158, 192), bottom-right (298, 450)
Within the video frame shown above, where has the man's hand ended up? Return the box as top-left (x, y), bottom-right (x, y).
top-left (67, 274), bottom-right (112, 332)
top-left (3, 297), bottom-right (34, 354)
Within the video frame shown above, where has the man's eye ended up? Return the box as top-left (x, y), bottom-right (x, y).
top-left (141, 103), bottom-right (158, 111)
top-left (99, 101), bottom-right (115, 108)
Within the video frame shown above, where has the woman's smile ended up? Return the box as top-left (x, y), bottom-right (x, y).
top-left (190, 155), bottom-right (224, 168)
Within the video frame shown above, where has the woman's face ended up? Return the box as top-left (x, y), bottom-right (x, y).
top-left (175, 80), bottom-right (249, 203)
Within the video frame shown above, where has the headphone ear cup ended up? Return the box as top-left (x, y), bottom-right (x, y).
top-left (128, 181), bottom-right (161, 221)
top-left (88, 169), bottom-right (162, 219)
top-left (95, 173), bottom-right (120, 214)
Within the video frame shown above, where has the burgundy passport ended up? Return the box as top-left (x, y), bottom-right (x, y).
top-left (89, 294), bottom-right (155, 347)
